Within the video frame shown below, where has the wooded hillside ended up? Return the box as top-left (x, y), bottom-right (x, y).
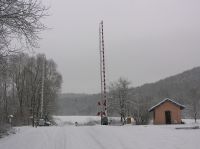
top-left (56, 67), bottom-right (200, 119)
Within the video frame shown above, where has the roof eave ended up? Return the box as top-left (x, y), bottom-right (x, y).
top-left (148, 98), bottom-right (185, 112)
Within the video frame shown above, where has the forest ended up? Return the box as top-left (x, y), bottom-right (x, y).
top-left (0, 0), bottom-right (63, 128)
top-left (0, 53), bottom-right (62, 126)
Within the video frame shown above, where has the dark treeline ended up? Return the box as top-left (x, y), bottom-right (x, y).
top-left (0, 53), bottom-right (62, 126)
top-left (56, 93), bottom-right (100, 116)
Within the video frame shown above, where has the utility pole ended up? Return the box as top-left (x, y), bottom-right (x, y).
top-left (97, 20), bottom-right (108, 125)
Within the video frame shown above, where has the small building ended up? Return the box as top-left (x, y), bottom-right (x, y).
top-left (149, 98), bottom-right (185, 124)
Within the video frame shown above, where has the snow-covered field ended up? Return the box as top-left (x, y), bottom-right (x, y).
top-left (53, 116), bottom-right (122, 126)
top-left (54, 116), bottom-right (102, 126)
top-left (0, 116), bottom-right (199, 149)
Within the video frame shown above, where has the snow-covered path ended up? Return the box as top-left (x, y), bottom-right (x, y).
top-left (0, 117), bottom-right (200, 149)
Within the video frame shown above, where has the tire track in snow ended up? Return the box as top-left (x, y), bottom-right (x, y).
top-left (54, 127), bottom-right (67, 149)
top-left (87, 128), bottom-right (106, 149)
top-left (87, 126), bottom-right (136, 149)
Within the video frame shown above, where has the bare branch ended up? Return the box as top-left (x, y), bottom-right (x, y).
top-left (0, 0), bottom-right (48, 56)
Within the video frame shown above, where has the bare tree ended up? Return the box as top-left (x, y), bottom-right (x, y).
top-left (0, 0), bottom-right (48, 57)
top-left (108, 78), bottom-right (131, 124)
top-left (0, 52), bottom-right (62, 126)
top-left (131, 94), bottom-right (151, 125)
top-left (189, 88), bottom-right (200, 123)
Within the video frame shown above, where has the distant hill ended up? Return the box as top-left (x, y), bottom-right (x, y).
top-left (132, 67), bottom-right (200, 104)
top-left (56, 67), bottom-right (200, 117)
top-left (56, 93), bottom-right (100, 116)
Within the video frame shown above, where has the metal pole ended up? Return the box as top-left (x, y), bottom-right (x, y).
top-left (99, 22), bottom-right (103, 124)
top-left (100, 21), bottom-right (107, 117)
top-left (98, 20), bottom-right (108, 125)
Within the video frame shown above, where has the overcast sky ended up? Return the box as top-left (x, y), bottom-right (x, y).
top-left (37, 0), bottom-right (200, 93)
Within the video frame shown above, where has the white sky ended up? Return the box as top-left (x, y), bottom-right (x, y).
top-left (37, 0), bottom-right (200, 93)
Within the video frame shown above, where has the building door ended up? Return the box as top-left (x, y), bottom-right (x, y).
top-left (165, 111), bottom-right (171, 124)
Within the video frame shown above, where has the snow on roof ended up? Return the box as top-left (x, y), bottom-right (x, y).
top-left (148, 98), bottom-right (185, 112)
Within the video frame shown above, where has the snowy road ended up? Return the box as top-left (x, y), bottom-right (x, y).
top-left (0, 117), bottom-right (200, 149)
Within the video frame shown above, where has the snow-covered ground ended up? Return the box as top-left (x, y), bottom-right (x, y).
top-left (54, 116), bottom-right (101, 126)
top-left (0, 116), bottom-right (199, 149)
top-left (53, 116), bottom-right (122, 126)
